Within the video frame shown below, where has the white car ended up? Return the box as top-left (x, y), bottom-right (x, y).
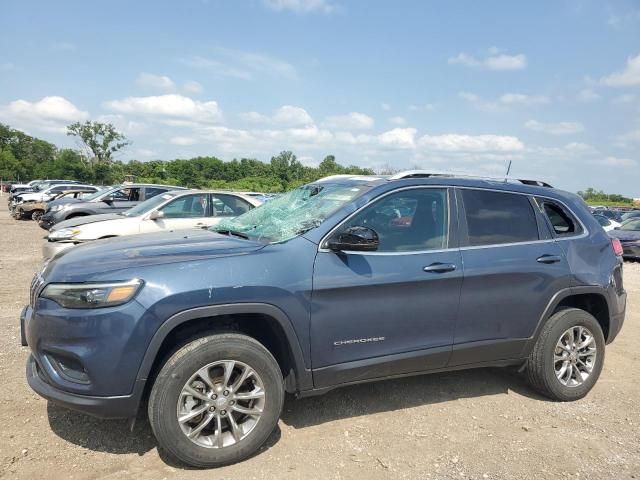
top-left (17, 183), bottom-right (97, 203)
top-left (593, 214), bottom-right (621, 232)
top-left (43, 190), bottom-right (262, 258)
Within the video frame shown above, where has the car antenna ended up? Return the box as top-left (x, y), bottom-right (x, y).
top-left (504, 160), bottom-right (512, 182)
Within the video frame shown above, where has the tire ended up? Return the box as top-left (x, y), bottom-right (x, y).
top-left (31, 210), bottom-right (44, 221)
top-left (526, 308), bottom-right (605, 401)
top-left (148, 333), bottom-right (284, 468)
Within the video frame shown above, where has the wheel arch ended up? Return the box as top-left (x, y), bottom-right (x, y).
top-left (523, 286), bottom-right (611, 356)
top-left (137, 303), bottom-right (313, 395)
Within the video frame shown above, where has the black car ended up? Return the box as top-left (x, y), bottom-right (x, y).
top-left (609, 218), bottom-right (640, 260)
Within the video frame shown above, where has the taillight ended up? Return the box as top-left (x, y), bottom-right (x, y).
top-left (611, 238), bottom-right (623, 257)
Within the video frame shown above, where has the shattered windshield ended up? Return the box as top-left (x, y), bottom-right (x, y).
top-left (212, 182), bottom-right (370, 243)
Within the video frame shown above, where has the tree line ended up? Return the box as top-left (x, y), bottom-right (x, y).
top-left (577, 187), bottom-right (633, 206)
top-left (0, 122), bottom-right (373, 192)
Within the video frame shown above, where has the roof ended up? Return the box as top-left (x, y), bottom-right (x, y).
top-left (313, 170), bottom-right (580, 204)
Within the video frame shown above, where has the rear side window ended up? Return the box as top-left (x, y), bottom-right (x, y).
top-left (461, 189), bottom-right (539, 246)
top-left (536, 198), bottom-right (582, 237)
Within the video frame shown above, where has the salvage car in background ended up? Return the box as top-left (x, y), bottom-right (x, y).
top-left (43, 190), bottom-right (262, 258)
top-left (593, 214), bottom-right (621, 232)
top-left (38, 183), bottom-right (185, 230)
top-left (608, 218), bottom-right (640, 260)
top-left (14, 188), bottom-right (100, 221)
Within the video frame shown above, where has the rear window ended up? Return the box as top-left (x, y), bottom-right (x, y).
top-left (536, 198), bottom-right (582, 237)
top-left (462, 189), bottom-right (539, 246)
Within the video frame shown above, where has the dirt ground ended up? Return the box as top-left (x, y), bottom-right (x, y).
top-left (0, 200), bottom-right (638, 480)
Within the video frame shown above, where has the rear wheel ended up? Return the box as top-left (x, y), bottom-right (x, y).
top-left (148, 333), bottom-right (284, 468)
top-left (526, 308), bottom-right (605, 401)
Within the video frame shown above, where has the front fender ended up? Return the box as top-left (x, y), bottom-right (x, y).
top-left (135, 303), bottom-right (313, 392)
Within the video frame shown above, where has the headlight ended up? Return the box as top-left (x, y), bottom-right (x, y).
top-left (51, 204), bottom-right (64, 212)
top-left (49, 228), bottom-right (81, 241)
top-left (41, 279), bottom-right (143, 308)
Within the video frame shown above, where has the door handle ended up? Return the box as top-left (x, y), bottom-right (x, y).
top-left (537, 254), bottom-right (562, 264)
top-left (423, 263), bottom-right (457, 273)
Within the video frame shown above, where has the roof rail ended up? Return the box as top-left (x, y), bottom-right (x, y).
top-left (389, 170), bottom-right (553, 188)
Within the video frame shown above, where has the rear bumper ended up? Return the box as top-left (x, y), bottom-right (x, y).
top-left (26, 354), bottom-right (143, 419)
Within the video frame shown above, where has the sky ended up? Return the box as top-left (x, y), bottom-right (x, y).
top-left (1, 0), bottom-right (639, 195)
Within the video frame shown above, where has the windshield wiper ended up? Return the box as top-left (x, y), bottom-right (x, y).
top-left (215, 229), bottom-right (250, 240)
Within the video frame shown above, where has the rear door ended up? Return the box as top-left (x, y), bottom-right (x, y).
top-left (450, 188), bottom-right (573, 366)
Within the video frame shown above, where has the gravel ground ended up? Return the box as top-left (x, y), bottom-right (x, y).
top-left (0, 200), bottom-right (639, 480)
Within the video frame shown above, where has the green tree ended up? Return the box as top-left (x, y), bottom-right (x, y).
top-left (67, 121), bottom-right (129, 163)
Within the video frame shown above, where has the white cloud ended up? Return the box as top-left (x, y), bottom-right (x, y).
top-left (525, 119), bottom-right (584, 135)
top-left (408, 103), bottom-right (435, 112)
top-left (615, 129), bottom-right (640, 147)
top-left (0, 96), bottom-right (88, 132)
top-left (51, 42), bottom-right (77, 52)
top-left (170, 136), bottom-right (198, 146)
top-left (388, 116), bottom-right (406, 125)
top-left (272, 105), bottom-right (314, 126)
top-left (578, 88), bottom-right (601, 102)
top-left (322, 112), bottom-right (374, 130)
top-left (136, 73), bottom-right (176, 91)
top-left (181, 47), bottom-right (298, 81)
top-left (183, 80), bottom-right (203, 94)
top-left (104, 94), bottom-right (223, 123)
top-left (601, 156), bottom-right (637, 167)
top-left (498, 93), bottom-right (549, 105)
top-left (378, 128), bottom-right (417, 149)
top-left (460, 92), bottom-right (547, 112)
top-left (448, 50), bottom-right (527, 71)
top-left (418, 134), bottom-right (524, 152)
top-left (263, 0), bottom-right (335, 14)
top-left (601, 54), bottom-right (640, 87)
top-left (611, 93), bottom-right (637, 104)
top-left (240, 105), bottom-right (313, 127)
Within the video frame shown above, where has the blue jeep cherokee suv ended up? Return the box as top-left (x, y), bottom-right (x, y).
top-left (22, 172), bottom-right (626, 467)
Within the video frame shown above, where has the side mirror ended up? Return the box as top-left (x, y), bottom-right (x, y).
top-left (102, 195), bottom-right (115, 204)
top-left (326, 226), bottom-right (379, 252)
top-left (149, 210), bottom-right (164, 221)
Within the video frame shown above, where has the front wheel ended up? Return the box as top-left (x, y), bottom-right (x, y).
top-left (148, 333), bottom-right (284, 468)
top-left (31, 210), bottom-right (44, 221)
top-left (526, 308), bottom-right (605, 401)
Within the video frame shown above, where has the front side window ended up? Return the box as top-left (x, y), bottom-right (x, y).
top-left (160, 194), bottom-right (209, 218)
top-left (339, 188), bottom-right (449, 252)
top-left (462, 189), bottom-right (539, 246)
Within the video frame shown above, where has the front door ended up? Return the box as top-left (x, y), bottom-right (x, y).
top-left (311, 187), bottom-right (462, 388)
top-left (141, 193), bottom-right (211, 233)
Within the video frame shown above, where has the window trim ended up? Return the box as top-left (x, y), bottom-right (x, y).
top-left (457, 187), bottom-right (542, 249)
top-left (534, 197), bottom-right (585, 240)
top-left (318, 186), bottom-right (455, 256)
top-left (159, 193), bottom-right (209, 219)
top-left (454, 187), bottom-right (588, 249)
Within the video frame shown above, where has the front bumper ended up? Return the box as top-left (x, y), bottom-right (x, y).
top-left (26, 354), bottom-right (144, 419)
top-left (21, 297), bottom-right (149, 419)
top-left (42, 241), bottom-right (75, 259)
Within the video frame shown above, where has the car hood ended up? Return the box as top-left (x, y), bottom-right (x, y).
top-left (44, 229), bottom-right (265, 281)
top-left (53, 213), bottom-right (126, 230)
top-left (608, 230), bottom-right (640, 242)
